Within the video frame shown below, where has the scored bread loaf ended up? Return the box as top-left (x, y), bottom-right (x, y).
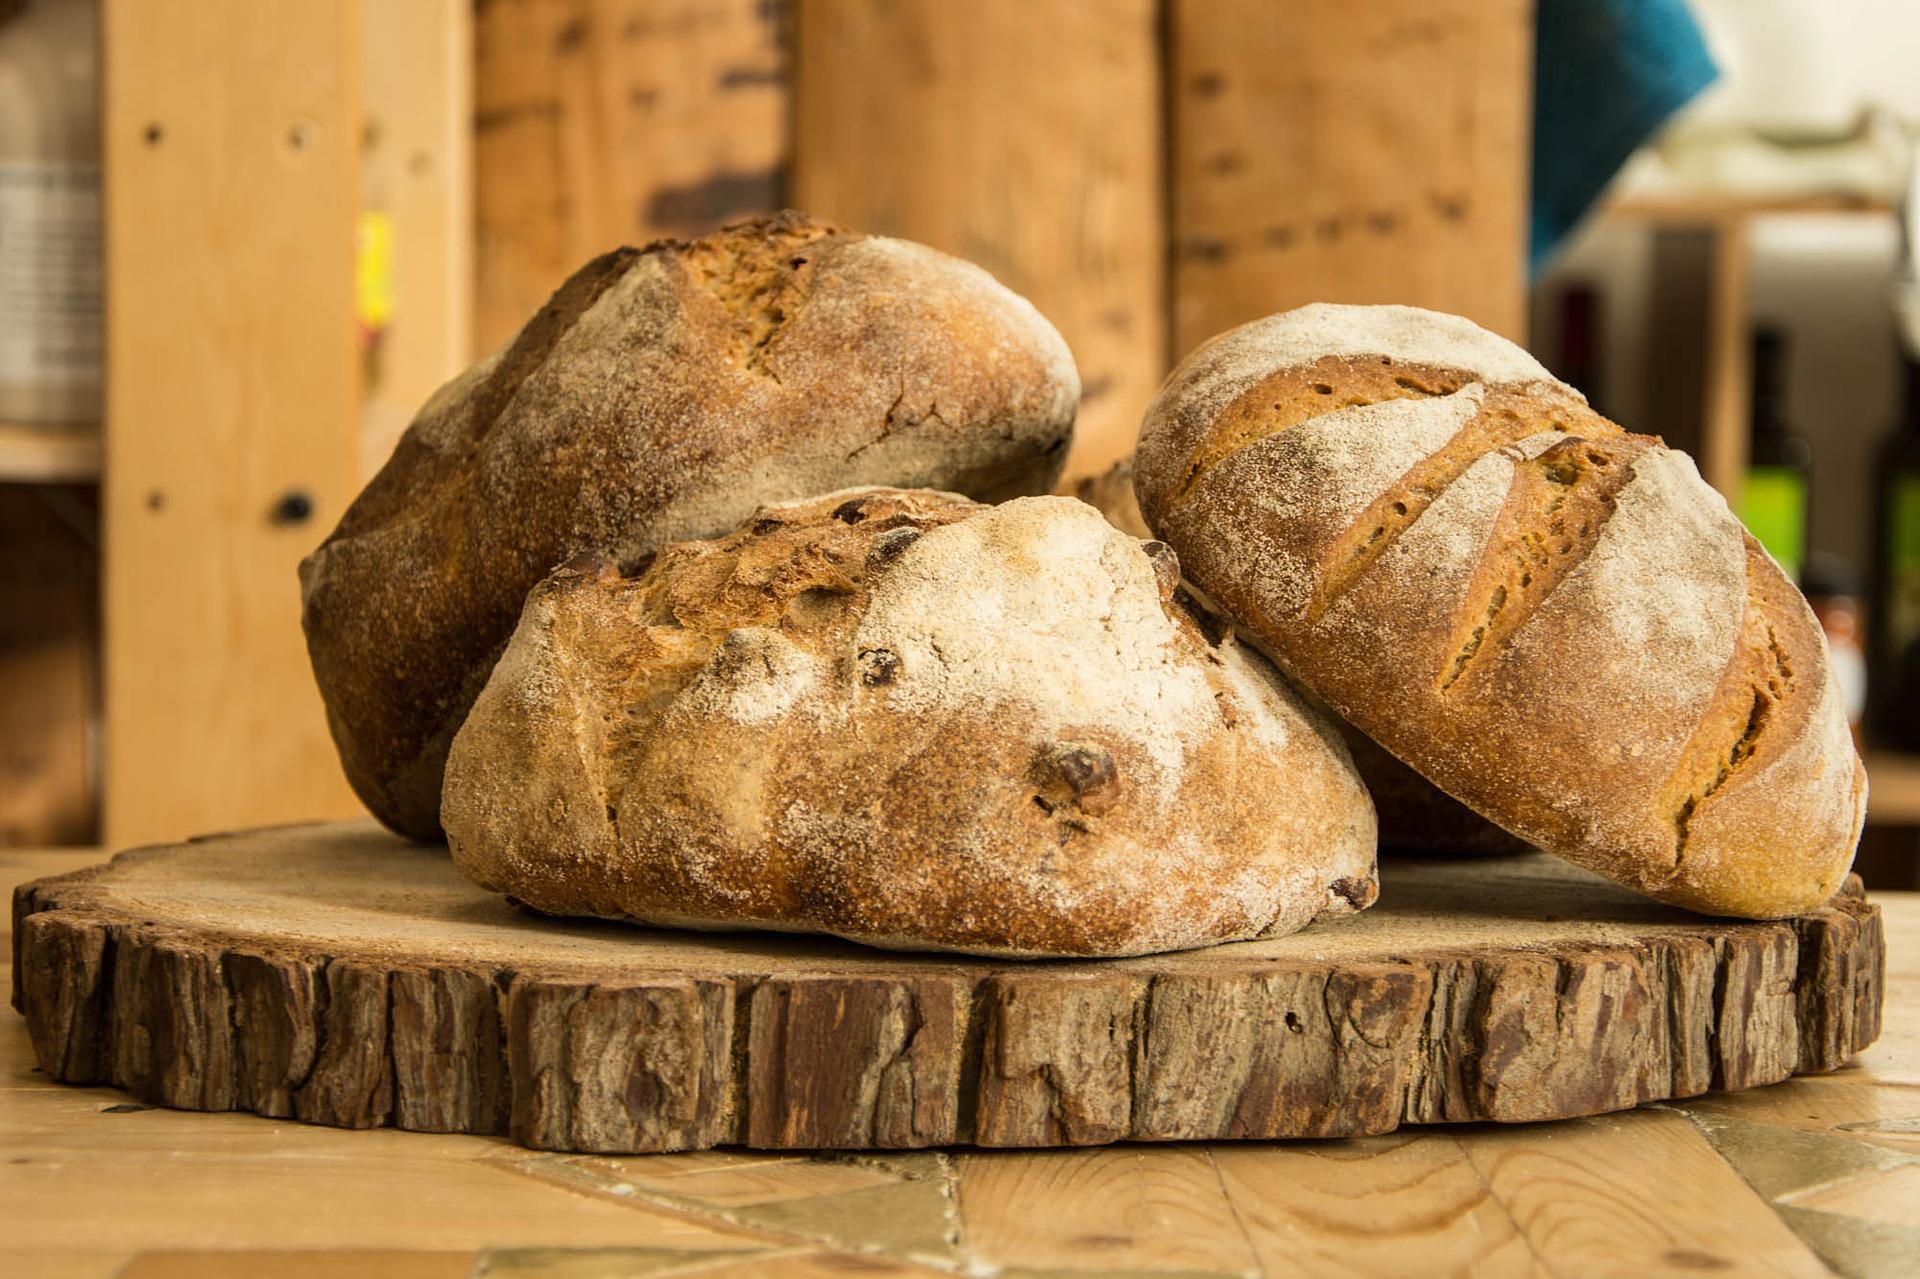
top-left (302, 213), bottom-right (1078, 840)
top-left (441, 488), bottom-right (1379, 958)
top-left (1135, 303), bottom-right (1865, 918)
top-left (1070, 455), bottom-right (1528, 854)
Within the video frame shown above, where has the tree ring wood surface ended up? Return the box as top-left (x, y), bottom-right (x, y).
top-left (9, 821), bottom-right (1885, 1154)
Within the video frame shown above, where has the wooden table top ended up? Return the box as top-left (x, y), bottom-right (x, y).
top-left (5, 847), bottom-right (1917, 1279)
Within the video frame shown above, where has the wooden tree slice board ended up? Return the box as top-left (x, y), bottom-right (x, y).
top-left (10, 821), bottom-right (1885, 1154)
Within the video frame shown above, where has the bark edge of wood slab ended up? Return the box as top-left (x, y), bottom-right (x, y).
top-left (9, 821), bottom-right (1884, 1154)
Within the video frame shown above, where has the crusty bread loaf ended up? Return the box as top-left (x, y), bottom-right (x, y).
top-left (1135, 303), bottom-right (1865, 918)
top-left (302, 213), bottom-right (1078, 840)
top-left (441, 488), bottom-right (1378, 957)
top-left (1072, 454), bottom-right (1528, 854)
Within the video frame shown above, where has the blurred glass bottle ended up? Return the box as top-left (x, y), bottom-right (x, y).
top-left (1739, 326), bottom-right (1813, 583)
top-left (0, 0), bottom-right (101, 426)
top-left (1870, 338), bottom-right (1920, 748)
top-left (1557, 283), bottom-right (1603, 409)
top-left (1869, 138), bottom-right (1920, 749)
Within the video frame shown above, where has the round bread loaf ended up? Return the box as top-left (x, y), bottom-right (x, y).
top-left (441, 487), bottom-right (1378, 958)
top-left (302, 213), bottom-right (1079, 840)
top-left (1135, 303), bottom-right (1865, 918)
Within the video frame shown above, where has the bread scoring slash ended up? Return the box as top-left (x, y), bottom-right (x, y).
top-left (1136, 302), bottom-right (1866, 919)
top-left (441, 489), bottom-right (1378, 958)
top-left (301, 213), bottom-right (1080, 840)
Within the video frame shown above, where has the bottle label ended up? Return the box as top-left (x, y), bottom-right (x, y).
top-left (1740, 465), bottom-right (1808, 582)
top-left (1887, 474), bottom-right (1920, 653)
top-left (0, 159), bottom-right (102, 391)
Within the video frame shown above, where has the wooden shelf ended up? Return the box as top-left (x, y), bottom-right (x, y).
top-left (1603, 192), bottom-right (1895, 225)
top-left (0, 421), bottom-right (102, 483)
top-left (1866, 750), bottom-right (1920, 826)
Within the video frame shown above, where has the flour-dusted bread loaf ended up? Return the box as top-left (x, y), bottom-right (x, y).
top-left (442, 488), bottom-right (1378, 957)
top-left (1135, 303), bottom-right (1865, 918)
top-left (1073, 454), bottom-right (1526, 854)
top-left (302, 213), bottom-right (1079, 840)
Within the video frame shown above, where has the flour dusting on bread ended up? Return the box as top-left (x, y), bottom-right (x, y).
top-left (1158, 303), bottom-right (1555, 431)
top-left (1171, 388), bottom-right (1488, 619)
top-left (855, 498), bottom-right (1252, 781)
top-left (1533, 448), bottom-right (1746, 706)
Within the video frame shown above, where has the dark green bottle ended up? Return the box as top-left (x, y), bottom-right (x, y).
top-left (1870, 351), bottom-right (1920, 748)
top-left (1738, 326), bottom-right (1813, 583)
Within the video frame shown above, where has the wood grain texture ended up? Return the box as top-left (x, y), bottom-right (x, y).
top-left (101, 0), bottom-right (365, 846)
top-left (113, 1255), bottom-right (477, 1279)
top-left (1456, 1109), bottom-right (1832, 1278)
top-left (1210, 1136), bottom-right (1540, 1276)
top-left (956, 1147), bottom-right (1260, 1275)
top-left (10, 822), bottom-right (1884, 1154)
top-left (474, 0), bottom-right (790, 353)
top-left (1168, 0), bottom-right (1531, 357)
top-left (0, 849), bottom-right (102, 925)
top-left (791, 0), bottom-right (1164, 479)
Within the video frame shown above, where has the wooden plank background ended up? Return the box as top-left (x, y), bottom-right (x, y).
top-left (360, 0), bottom-right (473, 479)
top-left (1167, 0), bottom-right (1533, 355)
top-left (473, 0), bottom-right (1532, 477)
top-left (26, 2), bottom-right (1533, 845)
top-left (100, 0), bottom-right (365, 845)
top-left (791, 0), bottom-right (1165, 479)
top-left (472, 0), bottom-right (790, 354)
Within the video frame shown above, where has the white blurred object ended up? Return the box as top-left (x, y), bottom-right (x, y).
top-left (1616, 0), bottom-right (1919, 204)
top-left (1685, 0), bottom-right (1854, 131)
top-left (1645, 109), bottom-right (1909, 202)
top-left (1687, 0), bottom-right (1920, 126)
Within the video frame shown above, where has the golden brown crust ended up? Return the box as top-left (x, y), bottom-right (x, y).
top-left (441, 488), bottom-right (1378, 958)
top-left (1136, 303), bottom-right (1864, 919)
top-left (301, 213), bottom-right (1080, 839)
top-left (1650, 537), bottom-right (1866, 914)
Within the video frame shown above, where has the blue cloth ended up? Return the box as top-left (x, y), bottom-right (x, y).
top-left (1532, 0), bottom-right (1719, 273)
